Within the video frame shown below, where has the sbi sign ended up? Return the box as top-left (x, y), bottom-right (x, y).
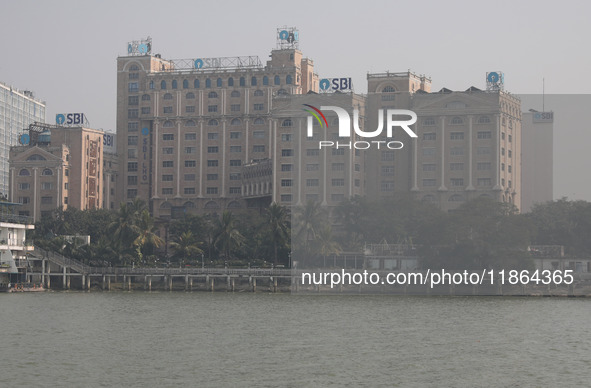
top-left (56, 113), bottom-right (85, 125)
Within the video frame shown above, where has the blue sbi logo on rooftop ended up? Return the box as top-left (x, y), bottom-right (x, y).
top-left (56, 113), bottom-right (85, 125)
top-left (194, 59), bottom-right (204, 69)
top-left (319, 78), bottom-right (353, 92)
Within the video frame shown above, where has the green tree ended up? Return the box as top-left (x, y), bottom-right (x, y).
top-left (170, 231), bottom-right (203, 265)
top-left (213, 211), bottom-right (245, 261)
top-left (266, 203), bottom-right (290, 265)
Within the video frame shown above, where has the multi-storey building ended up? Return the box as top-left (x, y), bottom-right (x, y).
top-left (116, 33), bottom-right (319, 218)
top-left (9, 123), bottom-right (104, 221)
top-left (0, 82), bottom-right (45, 196)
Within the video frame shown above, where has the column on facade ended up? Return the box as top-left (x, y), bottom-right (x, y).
top-left (153, 121), bottom-right (159, 198)
top-left (198, 120), bottom-right (203, 197)
top-left (176, 120), bottom-right (181, 198)
top-left (493, 114), bottom-right (502, 190)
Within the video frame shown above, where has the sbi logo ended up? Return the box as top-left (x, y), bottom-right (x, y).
top-left (319, 78), bottom-right (353, 92)
top-left (56, 113), bottom-right (85, 125)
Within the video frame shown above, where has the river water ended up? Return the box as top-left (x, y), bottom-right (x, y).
top-left (1, 292), bottom-right (589, 387)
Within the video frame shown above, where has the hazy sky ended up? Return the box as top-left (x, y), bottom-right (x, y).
top-left (2, 0), bottom-right (590, 200)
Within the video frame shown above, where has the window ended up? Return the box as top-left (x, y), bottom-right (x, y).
top-left (230, 132), bottom-right (241, 139)
top-left (254, 103), bottom-right (264, 111)
top-left (185, 133), bottom-right (196, 141)
top-left (128, 176), bottom-right (138, 185)
top-left (163, 93), bottom-right (173, 100)
top-left (184, 174), bottom-right (196, 181)
top-left (282, 149), bottom-right (293, 157)
top-left (194, 79), bottom-right (200, 88)
top-left (423, 118), bottom-right (435, 126)
top-left (450, 178), bottom-right (464, 187)
top-left (254, 90), bottom-right (263, 97)
top-left (141, 94), bottom-right (151, 101)
top-left (502, 132), bottom-right (506, 140)
top-left (508, 135), bottom-right (512, 143)
top-left (355, 179), bottom-right (360, 187)
top-left (423, 133), bottom-right (436, 140)
top-left (450, 147), bottom-right (464, 156)
top-left (162, 175), bottom-right (173, 181)
top-left (230, 90), bottom-right (239, 97)
top-left (161, 80), bottom-right (166, 90)
top-left (128, 82), bottom-right (139, 92)
top-left (423, 164), bottom-right (436, 172)
top-left (332, 148), bottom-right (345, 156)
top-left (141, 107), bottom-right (151, 114)
top-left (281, 134), bottom-right (292, 141)
top-left (381, 181), bottom-right (395, 192)
top-left (263, 76), bottom-right (269, 85)
top-left (450, 132), bottom-right (464, 140)
top-left (128, 109), bottom-right (139, 119)
top-left (149, 81), bottom-right (154, 89)
top-left (217, 78), bottom-right (222, 88)
top-left (128, 122), bottom-right (139, 131)
top-left (163, 120), bottom-right (174, 128)
top-left (208, 133), bottom-right (219, 140)
top-left (186, 106), bottom-right (195, 113)
top-left (128, 96), bottom-right (139, 105)
top-left (477, 162), bottom-right (491, 171)
top-left (381, 166), bottom-right (394, 176)
top-left (306, 149), bottom-right (320, 157)
top-left (163, 106), bottom-right (173, 114)
top-left (186, 92), bottom-right (195, 99)
top-left (422, 148), bottom-right (436, 156)
top-left (65, 169), bottom-right (69, 177)
top-left (508, 150), bottom-right (512, 158)
top-left (42, 168), bottom-right (53, 176)
top-left (230, 187), bottom-right (242, 195)
top-left (128, 162), bottom-right (138, 172)
top-left (184, 188), bottom-right (196, 195)
top-left (502, 163), bottom-right (505, 171)
top-left (478, 116), bottom-right (491, 124)
top-left (281, 194), bottom-right (292, 202)
top-left (183, 80), bottom-right (189, 89)
top-left (502, 148), bottom-right (505, 156)
top-left (41, 182), bottom-right (53, 190)
top-left (286, 75), bottom-right (293, 84)
top-left (206, 79), bottom-right (211, 88)
top-left (39, 196), bottom-right (53, 205)
top-left (508, 180), bottom-right (512, 188)
top-left (228, 78), bottom-right (234, 87)
top-left (477, 147), bottom-right (490, 155)
top-left (230, 146), bottom-right (242, 153)
top-left (208, 91), bottom-right (218, 98)
top-left (208, 119), bottom-right (219, 126)
top-left (332, 163), bottom-right (345, 171)
top-left (253, 131), bottom-right (265, 139)
top-left (162, 161), bottom-right (173, 168)
top-left (208, 103), bottom-right (218, 112)
top-left (254, 118), bottom-right (265, 125)
top-left (18, 197), bottom-right (30, 204)
top-left (253, 145), bottom-right (265, 152)
top-left (381, 151), bottom-right (394, 161)
top-left (163, 134), bottom-right (174, 141)
top-left (332, 179), bottom-right (345, 187)
top-left (162, 188), bottom-right (173, 195)
top-left (230, 118), bottom-right (241, 126)
top-left (450, 163), bottom-right (464, 171)
top-left (306, 179), bottom-right (319, 187)
top-left (240, 77), bottom-right (246, 87)
top-left (281, 164), bottom-right (293, 172)
top-left (508, 165), bottom-right (512, 173)
top-left (172, 80), bottom-right (178, 89)
top-left (451, 117), bottom-right (464, 125)
top-left (477, 178), bottom-right (492, 186)
top-left (281, 119), bottom-right (292, 127)
top-left (18, 183), bottom-right (30, 190)
top-left (208, 146), bottom-right (219, 153)
top-left (185, 160), bottom-right (196, 167)
top-left (477, 131), bottom-right (492, 139)
top-left (230, 160), bottom-right (241, 167)
top-left (207, 160), bottom-right (219, 167)
top-left (231, 104), bottom-right (240, 112)
top-left (251, 77), bottom-right (257, 86)
top-left (274, 75), bottom-right (280, 85)
top-left (163, 147), bottom-right (173, 154)
top-left (306, 164), bottom-right (319, 171)
top-left (281, 179), bottom-right (293, 187)
top-left (423, 179), bottom-right (436, 187)
top-left (229, 173), bottom-right (241, 180)
top-left (183, 147), bottom-right (193, 156)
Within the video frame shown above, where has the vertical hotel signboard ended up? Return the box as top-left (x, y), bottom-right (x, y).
top-left (141, 127), bottom-right (150, 183)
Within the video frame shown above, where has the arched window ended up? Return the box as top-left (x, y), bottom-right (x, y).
top-left (254, 118), bottom-right (265, 125)
top-left (227, 201), bottom-right (241, 209)
top-left (478, 116), bottom-right (491, 124)
top-left (208, 91), bottom-right (218, 98)
top-left (286, 75), bottom-right (292, 84)
top-left (263, 76), bottom-right (269, 85)
top-left (239, 77), bottom-right (245, 87)
top-left (26, 154), bottom-right (46, 161)
top-left (160, 80), bottom-right (166, 90)
top-left (251, 77), bottom-right (257, 86)
top-left (253, 90), bottom-right (263, 97)
top-left (149, 80), bottom-right (154, 89)
top-left (186, 92), bottom-right (195, 99)
top-left (184, 201), bottom-right (195, 209)
top-left (382, 85), bottom-right (396, 93)
top-left (451, 117), bottom-right (464, 125)
top-left (274, 75), bottom-right (280, 85)
top-left (42, 168), bottom-right (53, 176)
top-left (163, 120), bottom-right (174, 128)
top-left (204, 201), bottom-right (219, 209)
top-left (19, 169), bottom-right (30, 176)
top-left (208, 119), bottom-right (219, 126)
top-left (129, 65), bottom-right (139, 71)
top-left (183, 80), bottom-right (189, 89)
top-left (172, 80), bottom-right (178, 89)
top-left (205, 79), bottom-right (211, 88)
top-left (228, 77), bottom-right (234, 87)
top-left (163, 93), bottom-right (173, 100)
top-left (231, 118), bottom-right (241, 126)
top-left (194, 79), bottom-right (200, 89)
top-left (230, 90), bottom-right (240, 98)
top-left (217, 78), bottom-right (223, 87)
top-left (142, 94), bottom-right (151, 101)
top-left (281, 119), bottom-right (292, 127)
top-left (185, 120), bottom-right (196, 127)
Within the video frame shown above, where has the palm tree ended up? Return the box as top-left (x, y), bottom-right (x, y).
top-left (267, 203), bottom-right (290, 265)
top-left (314, 225), bottom-right (342, 267)
top-left (293, 201), bottom-right (327, 256)
top-left (132, 209), bottom-right (164, 265)
top-left (170, 231), bottom-right (203, 266)
top-left (213, 211), bottom-right (245, 261)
